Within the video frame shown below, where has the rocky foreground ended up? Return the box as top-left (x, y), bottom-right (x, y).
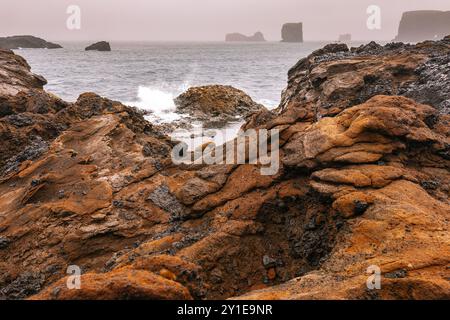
top-left (0, 37), bottom-right (449, 300)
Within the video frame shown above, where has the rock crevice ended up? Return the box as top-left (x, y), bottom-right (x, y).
top-left (0, 37), bottom-right (449, 300)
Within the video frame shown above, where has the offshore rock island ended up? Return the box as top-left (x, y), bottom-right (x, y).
top-left (0, 36), bottom-right (62, 50)
top-left (281, 23), bottom-right (303, 42)
top-left (225, 32), bottom-right (266, 42)
top-left (0, 37), bottom-right (449, 300)
top-left (394, 10), bottom-right (450, 42)
top-left (85, 41), bottom-right (112, 52)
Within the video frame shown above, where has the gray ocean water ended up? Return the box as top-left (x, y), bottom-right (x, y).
top-left (16, 41), bottom-right (369, 147)
top-left (15, 41), bottom-right (347, 112)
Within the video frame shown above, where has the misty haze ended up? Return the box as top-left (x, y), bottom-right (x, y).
top-left (1, 0), bottom-right (449, 41)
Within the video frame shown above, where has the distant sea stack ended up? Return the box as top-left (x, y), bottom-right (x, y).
top-left (85, 41), bottom-right (111, 52)
top-left (225, 32), bottom-right (266, 42)
top-left (394, 10), bottom-right (450, 42)
top-left (0, 36), bottom-right (62, 50)
top-left (281, 23), bottom-right (303, 42)
top-left (338, 34), bottom-right (352, 42)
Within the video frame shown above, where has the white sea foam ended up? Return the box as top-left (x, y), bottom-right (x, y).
top-left (127, 86), bottom-right (275, 148)
top-left (171, 121), bottom-right (245, 151)
top-left (126, 86), bottom-right (181, 123)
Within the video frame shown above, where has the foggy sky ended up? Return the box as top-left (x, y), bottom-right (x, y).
top-left (1, 0), bottom-right (449, 41)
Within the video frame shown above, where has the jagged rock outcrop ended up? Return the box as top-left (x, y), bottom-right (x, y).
top-left (85, 41), bottom-right (111, 52)
top-left (394, 11), bottom-right (450, 42)
top-left (0, 36), bottom-right (62, 50)
top-left (0, 38), bottom-right (449, 300)
top-left (280, 39), bottom-right (450, 116)
top-left (226, 32), bottom-right (266, 42)
top-left (174, 85), bottom-right (266, 127)
top-left (281, 23), bottom-right (303, 43)
top-left (0, 49), bottom-right (47, 96)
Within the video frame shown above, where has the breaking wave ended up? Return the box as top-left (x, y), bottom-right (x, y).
top-left (126, 86), bottom-right (181, 123)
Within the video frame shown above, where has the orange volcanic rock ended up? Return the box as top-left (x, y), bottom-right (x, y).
top-left (0, 49), bottom-right (47, 97)
top-left (31, 267), bottom-right (192, 300)
top-left (0, 38), bottom-right (449, 300)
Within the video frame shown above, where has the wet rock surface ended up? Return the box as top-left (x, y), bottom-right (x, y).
top-left (280, 37), bottom-right (450, 117)
top-left (174, 85), bottom-right (266, 127)
top-left (0, 38), bottom-right (449, 300)
top-left (399, 53), bottom-right (450, 115)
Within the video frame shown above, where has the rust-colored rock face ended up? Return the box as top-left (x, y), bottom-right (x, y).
top-left (0, 49), bottom-right (47, 96)
top-left (0, 38), bottom-right (449, 300)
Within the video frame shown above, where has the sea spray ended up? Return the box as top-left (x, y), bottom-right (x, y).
top-left (126, 86), bottom-right (181, 123)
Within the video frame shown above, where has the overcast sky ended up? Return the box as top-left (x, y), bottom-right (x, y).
top-left (1, 0), bottom-right (449, 41)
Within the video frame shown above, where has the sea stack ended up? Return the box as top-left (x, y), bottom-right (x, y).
top-left (225, 32), bottom-right (266, 42)
top-left (394, 10), bottom-right (450, 42)
top-left (281, 23), bottom-right (303, 42)
top-left (0, 36), bottom-right (62, 50)
top-left (85, 41), bottom-right (111, 52)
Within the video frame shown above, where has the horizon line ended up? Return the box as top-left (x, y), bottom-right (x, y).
top-left (48, 39), bottom-right (394, 43)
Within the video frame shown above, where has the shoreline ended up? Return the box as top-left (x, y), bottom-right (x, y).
top-left (0, 37), bottom-right (449, 300)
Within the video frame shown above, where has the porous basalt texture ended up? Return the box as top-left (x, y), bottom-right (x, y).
top-left (280, 39), bottom-right (450, 118)
top-left (0, 38), bottom-right (449, 300)
top-left (174, 85), bottom-right (266, 127)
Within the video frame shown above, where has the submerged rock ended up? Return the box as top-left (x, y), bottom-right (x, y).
top-left (85, 41), bottom-right (111, 52)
